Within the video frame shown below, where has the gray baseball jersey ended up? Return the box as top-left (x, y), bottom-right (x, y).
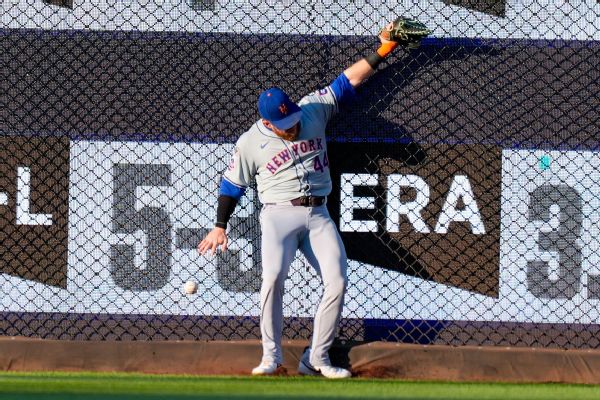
top-left (223, 87), bottom-right (338, 203)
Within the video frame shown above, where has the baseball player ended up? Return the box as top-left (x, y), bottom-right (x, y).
top-left (198, 18), bottom-right (431, 379)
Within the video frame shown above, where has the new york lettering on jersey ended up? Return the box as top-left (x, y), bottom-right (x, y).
top-left (264, 137), bottom-right (325, 175)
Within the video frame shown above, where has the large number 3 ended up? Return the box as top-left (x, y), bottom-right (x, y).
top-left (527, 184), bottom-right (583, 299)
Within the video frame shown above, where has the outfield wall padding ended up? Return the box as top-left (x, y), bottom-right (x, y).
top-left (2, 337), bottom-right (600, 384)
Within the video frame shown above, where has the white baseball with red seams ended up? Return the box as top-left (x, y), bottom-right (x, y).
top-left (184, 280), bottom-right (198, 294)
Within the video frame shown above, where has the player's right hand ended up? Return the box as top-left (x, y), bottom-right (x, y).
top-left (198, 227), bottom-right (228, 256)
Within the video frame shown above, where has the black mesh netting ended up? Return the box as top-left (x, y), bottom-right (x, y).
top-left (0, 1), bottom-right (599, 348)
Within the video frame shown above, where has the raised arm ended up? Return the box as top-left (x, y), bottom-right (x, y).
top-left (342, 33), bottom-right (397, 87)
top-left (343, 18), bottom-right (432, 88)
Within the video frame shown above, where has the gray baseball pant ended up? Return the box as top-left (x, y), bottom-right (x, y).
top-left (259, 203), bottom-right (348, 367)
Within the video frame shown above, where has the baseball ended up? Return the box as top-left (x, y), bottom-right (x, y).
top-left (184, 280), bottom-right (198, 295)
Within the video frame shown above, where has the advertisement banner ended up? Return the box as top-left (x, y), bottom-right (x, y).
top-left (328, 142), bottom-right (502, 297)
top-left (1, 140), bottom-right (599, 324)
top-left (500, 149), bottom-right (600, 324)
top-left (0, 136), bottom-right (69, 288)
top-left (67, 140), bottom-right (263, 315)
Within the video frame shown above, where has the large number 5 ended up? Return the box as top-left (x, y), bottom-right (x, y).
top-left (110, 164), bottom-right (173, 291)
top-left (527, 184), bottom-right (582, 299)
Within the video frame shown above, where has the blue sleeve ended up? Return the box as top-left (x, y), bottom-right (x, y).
top-left (219, 177), bottom-right (247, 200)
top-left (330, 73), bottom-right (357, 105)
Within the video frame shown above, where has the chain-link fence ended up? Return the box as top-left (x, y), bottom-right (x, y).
top-left (1, 1), bottom-right (599, 348)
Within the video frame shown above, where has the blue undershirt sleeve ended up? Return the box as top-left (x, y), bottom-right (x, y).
top-left (219, 177), bottom-right (246, 200)
top-left (330, 73), bottom-right (357, 105)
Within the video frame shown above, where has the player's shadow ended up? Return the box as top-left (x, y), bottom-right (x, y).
top-left (327, 41), bottom-right (502, 315)
top-left (330, 41), bottom-right (501, 141)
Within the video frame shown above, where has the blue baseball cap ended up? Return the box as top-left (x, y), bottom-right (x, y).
top-left (258, 87), bottom-right (302, 130)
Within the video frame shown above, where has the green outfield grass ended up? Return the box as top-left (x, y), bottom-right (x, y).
top-left (0, 372), bottom-right (599, 400)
